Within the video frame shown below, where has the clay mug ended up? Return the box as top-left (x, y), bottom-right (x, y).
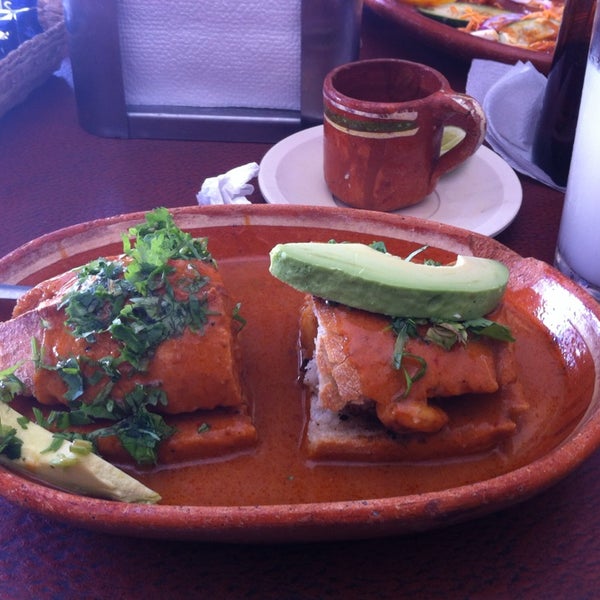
top-left (322, 59), bottom-right (486, 211)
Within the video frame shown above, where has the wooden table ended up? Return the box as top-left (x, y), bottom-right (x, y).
top-left (1, 8), bottom-right (595, 599)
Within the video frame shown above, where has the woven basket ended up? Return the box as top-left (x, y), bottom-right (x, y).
top-left (0, 0), bottom-right (68, 119)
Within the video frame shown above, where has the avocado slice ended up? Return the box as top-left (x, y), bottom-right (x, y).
top-left (0, 402), bottom-right (160, 503)
top-left (269, 242), bottom-right (509, 320)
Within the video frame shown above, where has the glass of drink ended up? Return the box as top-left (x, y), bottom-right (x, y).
top-left (555, 1), bottom-right (600, 301)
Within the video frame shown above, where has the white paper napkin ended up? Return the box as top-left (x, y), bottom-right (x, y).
top-left (466, 59), bottom-right (565, 191)
top-left (196, 162), bottom-right (259, 206)
top-left (117, 0), bottom-right (301, 111)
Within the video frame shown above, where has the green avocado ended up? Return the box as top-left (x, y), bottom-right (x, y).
top-left (269, 242), bottom-right (509, 320)
top-left (0, 402), bottom-right (160, 503)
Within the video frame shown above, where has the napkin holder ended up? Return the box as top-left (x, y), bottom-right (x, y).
top-left (62, 0), bottom-right (363, 143)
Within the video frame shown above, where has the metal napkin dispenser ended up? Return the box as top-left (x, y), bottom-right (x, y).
top-left (63, 0), bottom-right (363, 142)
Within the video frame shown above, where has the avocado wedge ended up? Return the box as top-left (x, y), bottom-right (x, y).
top-left (269, 242), bottom-right (509, 321)
top-left (0, 402), bottom-right (160, 503)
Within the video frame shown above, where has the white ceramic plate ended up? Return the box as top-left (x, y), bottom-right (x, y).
top-left (259, 126), bottom-right (522, 237)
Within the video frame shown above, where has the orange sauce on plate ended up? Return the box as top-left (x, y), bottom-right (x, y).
top-left (113, 225), bottom-right (592, 506)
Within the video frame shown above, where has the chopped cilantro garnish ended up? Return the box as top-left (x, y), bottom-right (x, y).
top-left (0, 365), bottom-right (25, 404)
top-left (61, 209), bottom-right (215, 374)
top-left (54, 357), bottom-right (85, 403)
top-left (390, 314), bottom-right (514, 395)
top-left (0, 375), bottom-right (25, 460)
top-left (459, 318), bottom-right (515, 343)
top-left (0, 422), bottom-right (23, 460)
top-left (70, 438), bottom-right (93, 456)
top-left (0, 368), bottom-right (27, 457)
top-left (197, 422), bottom-right (211, 434)
top-left (123, 206), bottom-right (213, 277)
top-left (33, 384), bottom-right (175, 465)
top-left (32, 208), bottom-right (225, 465)
top-left (232, 302), bottom-right (246, 330)
top-left (58, 259), bottom-right (133, 342)
top-left (390, 318), bottom-right (427, 396)
top-left (82, 385), bottom-right (175, 465)
top-left (41, 435), bottom-right (66, 454)
top-left (385, 244), bottom-right (514, 390)
top-left (370, 241), bottom-right (388, 254)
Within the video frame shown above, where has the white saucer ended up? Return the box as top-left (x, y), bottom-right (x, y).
top-left (258, 126), bottom-right (522, 237)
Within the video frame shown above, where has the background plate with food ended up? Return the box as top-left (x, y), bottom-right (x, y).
top-left (0, 205), bottom-right (599, 543)
top-left (365, 0), bottom-right (561, 73)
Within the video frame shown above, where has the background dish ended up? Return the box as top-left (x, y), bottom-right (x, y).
top-left (365, 0), bottom-right (553, 74)
top-left (259, 126), bottom-right (522, 237)
top-left (0, 204), bottom-right (599, 543)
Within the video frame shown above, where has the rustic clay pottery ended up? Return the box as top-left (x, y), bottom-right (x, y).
top-left (0, 205), bottom-right (599, 543)
top-left (323, 59), bottom-right (486, 211)
top-left (365, 0), bottom-right (553, 74)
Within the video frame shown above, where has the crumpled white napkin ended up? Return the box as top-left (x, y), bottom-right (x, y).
top-left (196, 162), bottom-right (260, 205)
top-left (466, 59), bottom-right (565, 191)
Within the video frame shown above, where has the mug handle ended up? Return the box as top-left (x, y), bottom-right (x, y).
top-left (431, 91), bottom-right (486, 177)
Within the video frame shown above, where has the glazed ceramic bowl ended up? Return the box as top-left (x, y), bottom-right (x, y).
top-left (0, 204), bottom-right (599, 543)
top-left (365, 0), bottom-right (554, 74)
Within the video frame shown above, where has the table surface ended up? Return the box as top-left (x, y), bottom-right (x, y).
top-left (1, 8), bottom-right (596, 599)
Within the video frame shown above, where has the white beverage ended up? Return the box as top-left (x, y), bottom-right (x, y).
top-left (555, 57), bottom-right (600, 300)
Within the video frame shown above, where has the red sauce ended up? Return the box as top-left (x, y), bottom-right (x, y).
top-left (110, 226), bottom-right (591, 506)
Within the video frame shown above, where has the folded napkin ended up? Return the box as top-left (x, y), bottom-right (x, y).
top-left (196, 162), bottom-right (259, 206)
top-left (466, 59), bottom-right (565, 191)
top-left (118, 0), bottom-right (301, 111)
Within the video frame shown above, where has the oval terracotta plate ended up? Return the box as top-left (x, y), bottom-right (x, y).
top-left (0, 204), bottom-right (599, 543)
top-left (365, 0), bottom-right (554, 74)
